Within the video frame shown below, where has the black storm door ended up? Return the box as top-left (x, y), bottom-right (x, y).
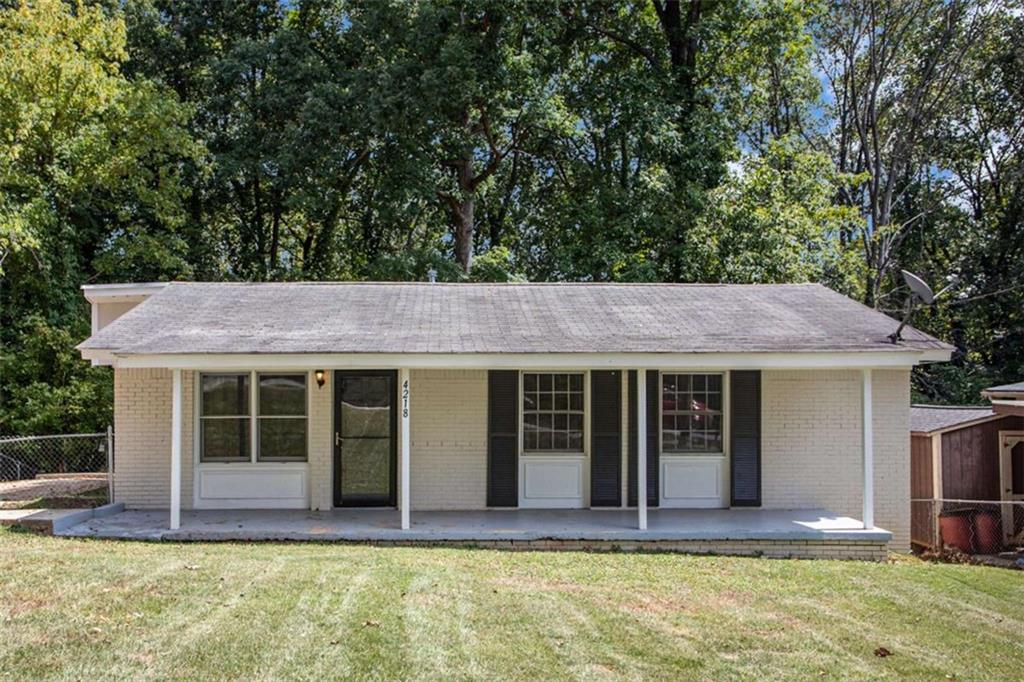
top-left (334, 371), bottom-right (397, 507)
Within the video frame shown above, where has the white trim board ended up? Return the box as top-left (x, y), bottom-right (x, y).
top-left (84, 349), bottom-right (950, 370)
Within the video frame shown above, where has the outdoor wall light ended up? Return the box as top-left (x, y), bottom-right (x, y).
top-left (315, 369), bottom-right (326, 388)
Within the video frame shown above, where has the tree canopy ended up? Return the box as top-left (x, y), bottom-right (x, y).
top-left (2, 0), bottom-right (1022, 433)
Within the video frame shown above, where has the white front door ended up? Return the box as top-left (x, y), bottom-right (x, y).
top-left (518, 371), bottom-right (588, 508)
top-left (999, 431), bottom-right (1024, 543)
top-left (658, 372), bottom-right (729, 508)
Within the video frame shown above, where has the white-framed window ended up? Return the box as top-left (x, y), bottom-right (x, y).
top-left (522, 372), bottom-right (584, 453)
top-left (199, 371), bottom-right (308, 463)
top-left (257, 373), bottom-right (308, 462)
top-left (661, 373), bottom-right (723, 454)
top-left (199, 373), bottom-right (250, 462)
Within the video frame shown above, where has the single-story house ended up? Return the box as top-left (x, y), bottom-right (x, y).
top-left (75, 282), bottom-right (952, 557)
top-left (910, 393), bottom-right (1024, 551)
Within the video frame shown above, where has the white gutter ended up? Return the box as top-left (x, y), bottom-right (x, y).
top-left (80, 349), bottom-right (949, 370)
top-left (81, 282), bottom-right (168, 303)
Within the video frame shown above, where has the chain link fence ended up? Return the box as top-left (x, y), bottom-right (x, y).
top-left (912, 498), bottom-right (1024, 556)
top-left (0, 430), bottom-right (113, 509)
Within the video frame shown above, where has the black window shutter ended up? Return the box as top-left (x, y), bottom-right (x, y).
top-left (730, 370), bottom-right (761, 507)
top-left (627, 370), bottom-right (659, 507)
top-left (487, 370), bottom-right (518, 507)
top-left (590, 370), bottom-right (621, 506)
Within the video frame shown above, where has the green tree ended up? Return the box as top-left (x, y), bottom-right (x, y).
top-left (690, 138), bottom-right (865, 291)
top-left (0, 0), bottom-right (199, 434)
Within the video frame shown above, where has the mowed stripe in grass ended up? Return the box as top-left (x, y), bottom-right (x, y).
top-left (1, 529), bottom-right (1022, 681)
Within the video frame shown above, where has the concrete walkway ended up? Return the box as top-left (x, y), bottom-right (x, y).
top-left (57, 507), bottom-right (891, 543)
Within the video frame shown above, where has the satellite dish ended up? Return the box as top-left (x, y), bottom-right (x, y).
top-left (889, 270), bottom-right (936, 344)
top-left (902, 270), bottom-right (935, 305)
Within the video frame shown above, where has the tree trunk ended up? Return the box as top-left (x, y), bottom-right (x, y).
top-left (452, 197), bottom-right (474, 273)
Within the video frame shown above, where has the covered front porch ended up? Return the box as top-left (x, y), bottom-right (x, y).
top-left (58, 507), bottom-right (890, 558)
top-left (161, 366), bottom-right (883, 534)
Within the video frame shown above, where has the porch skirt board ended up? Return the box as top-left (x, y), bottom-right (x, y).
top-left (345, 538), bottom-right (889, 560)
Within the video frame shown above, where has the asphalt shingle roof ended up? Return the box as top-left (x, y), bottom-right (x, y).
top-left (79, 282), bottom-right (951, 356)
top-left (984, 381), bottom-right (1024, 394)
top-left (910, 405), bottom-right (997, 434)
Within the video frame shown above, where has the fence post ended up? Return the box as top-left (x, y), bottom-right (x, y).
top-left (106, 425), bottom-right (114, 504)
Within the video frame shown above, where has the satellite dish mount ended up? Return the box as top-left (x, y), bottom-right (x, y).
top-left (889, 270), bottom-right (935, 344)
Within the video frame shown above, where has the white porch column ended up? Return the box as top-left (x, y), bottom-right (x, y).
top-left (170, 368), bottom-right (182, 530)
top-left (637, 369), bottom-right (648, 530)
top-left (400, 368), bottom-right (411, 531)
top-left (861, 368), bottom-right (874, 530)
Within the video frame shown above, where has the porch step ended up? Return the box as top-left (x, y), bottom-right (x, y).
top-left (0, 503), bottom-right (124, 534)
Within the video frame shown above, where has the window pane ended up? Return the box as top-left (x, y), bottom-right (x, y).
top-left (341, 377), bottom-right (390, 438)
top-left (661, 373), bottom-right (723, 454)
top-left (202, 374), bottom-right (249, 416)
top-left (523, 372), bottom-right (584, 453)
top-left (259, 374), bottom-right (306, 416)
top-left (524, 373), bottom-right (537, 391)
top-left (259, 418), bottom-right (306, 460)
top-left (707, 391), bottom-right (722, 411)
top-left (202, 418), bottom-right (249, 461)
top-left (341, 439), bottom-right (390, 498)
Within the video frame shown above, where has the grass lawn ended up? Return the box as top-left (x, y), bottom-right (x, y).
top-left (1, 529), bottom-right (1022, 680)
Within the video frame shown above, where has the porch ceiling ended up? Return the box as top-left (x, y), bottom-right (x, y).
top-left (57, 508), bottom-right (892, 543)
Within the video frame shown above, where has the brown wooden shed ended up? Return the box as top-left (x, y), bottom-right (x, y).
top-left (910, 404), bottom-right (1024, 550)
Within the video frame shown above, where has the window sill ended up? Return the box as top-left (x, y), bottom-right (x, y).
top-left (521, 452), bottom-right (587, 458)
top-left (198, 461), bottom-right (310, 467)
top-left (661, 452), bottom-right (726, 458)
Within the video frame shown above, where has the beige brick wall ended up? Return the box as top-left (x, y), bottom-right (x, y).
top-left (113, 368), bottom-right (193, 511)
top-left (309, 373), bottom-right (333, 510)
top-left (409, 369), bottom-right (488, 510)
top-left (761, 369), bottom-right (910, 550)
top-left (110, 366), bottom-right (911, 550)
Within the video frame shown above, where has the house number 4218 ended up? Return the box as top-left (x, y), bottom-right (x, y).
top-left (402, 380), bottom-right (409, 418)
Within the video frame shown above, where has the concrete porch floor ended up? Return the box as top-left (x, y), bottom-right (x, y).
top-left (57, 507), bottom-right (892, 544)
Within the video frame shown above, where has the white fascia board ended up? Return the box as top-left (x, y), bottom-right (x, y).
top-left (107, 350), bottom-right (932, 371)
top-left (81, 282), bottom-right (168, 303)
top-left (917, 347), bottom-right (954, 363)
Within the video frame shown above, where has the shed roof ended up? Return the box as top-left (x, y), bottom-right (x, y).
top-left (910, 405), bottom-right (998, 434)
top-left (983, 381), bottom-right (1024, 394)
top-left (78, 281), bottom-right (952, 357)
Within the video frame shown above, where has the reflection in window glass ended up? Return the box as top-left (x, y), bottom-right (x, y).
top-left (662, 374), bottom-right (723, 454)
top-left (200, 374), bottom-right (250, 461)
top-left (258, 374), bottom-right (307, 461)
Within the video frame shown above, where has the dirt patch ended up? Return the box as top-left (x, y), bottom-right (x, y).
top-left (0, 474), bottom-right (107, 504)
